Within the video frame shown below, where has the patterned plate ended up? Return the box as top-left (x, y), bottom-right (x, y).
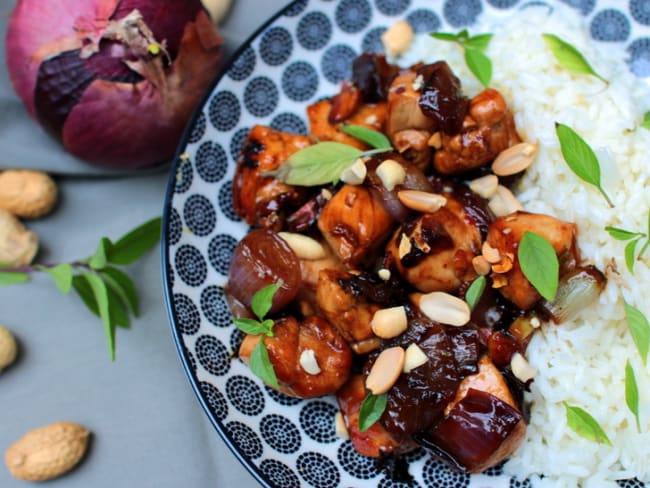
top-left (161, 1), bottom-right (650, 487)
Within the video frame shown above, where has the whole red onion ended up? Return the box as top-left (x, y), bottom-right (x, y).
top-left (6, 0), bottom-right (223, 169)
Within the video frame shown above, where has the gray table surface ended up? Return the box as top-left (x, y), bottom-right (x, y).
top-left (1, 1), bottom-right (287, 486)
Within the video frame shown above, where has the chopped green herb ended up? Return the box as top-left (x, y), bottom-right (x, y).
top-left (358, 393), bottom-right (388, 432)
top-left (555, 123), bottom-right (614, 207)
top-left (542, 33), bottom-right (606, 82)
top-left (564, 402), bottom-right (612, 445)
top-left (623, 300), bottom-right (650, 365)
top-left (625, 359), bottom-right (641, 433)
top-left (518, 231), bottom-right (559, 301)
top-left (465, 275), bottom-right (487, 310)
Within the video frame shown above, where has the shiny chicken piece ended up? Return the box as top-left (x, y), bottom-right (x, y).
top-left (434, 89), bottom-right (521, 175)
top-left (318, 184), bottom-right (394, 267)
top-left (316, 269), bottom-right (381, 346)
top-left (387, 194), bottom-right (482, 293)
top-left (486, 211), bottom-right (578, 310)
top-left (239, 315), bottom-right (352, 398)
top-left (337, 375), bottom-right (405, 458)
top-left (233, 125), bottom-right (311, 228)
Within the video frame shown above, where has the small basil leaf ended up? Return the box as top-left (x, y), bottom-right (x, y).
top-left (465, 275), bottom-right (486, 310)
top-left (542, 33), bottom-right (606, 82)
top-left (39, 263), bottom-right (73, 294)
top-left (89, 237), bottom-right (112, 270)
top-left (249, 341), bottom-right (279, 388)
top-left (464, 48), bottom-right (492, 88)
top-left (358, 393), bottom-right (388, 432)
top-left (259, 319), bottom-right (276, 337)
top-left (106, 285), bottom-right (131, 329)
top-left (604, 226), bottom-right (643, 241)
top-left (430, 32), bottom-right (461, 42)
top-left (234, 318), bottom-right (272, 336)
top-left (101, 266), bottom-right (139, 316)
top-left (72, 275), bottom-right (99, 317)
top-left (0, 271), bottom-right (30, 286)
top-left (82, 272), bottom-right (115, 360)
top-left (555, 123), bottom-right (613, 207)
top-left (518, 231), bottom-right (559, 301)
top-left (274, 142), bottom-right (364, 186)
top-left (641, 111), bottom-right (650, 130)
top-left (251, 282), bottom-right (281, 321)
top-left (625, 238), bottom-right (640, 274)
top-left (340, 124), bottom-right (392, 150)
top-left (107, 217), bottom-right (162, 265)
top-left (464, 33), bottom-right (493, 52)
top-left (564, 403), bottom-right (612, 445)
top-left (625, 359), bottom-right (641, 433)
top-left (623, 300), bottom-right (650, 365)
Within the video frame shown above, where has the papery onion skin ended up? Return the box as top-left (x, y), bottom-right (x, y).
top-left (6, 0), bottom-right (223, 169)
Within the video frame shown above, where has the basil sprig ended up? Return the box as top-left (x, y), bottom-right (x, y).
top-left (555, 123), bottom-right (614, 207)
top-left (430, 30), bottom-right (493, 88)
top-left (358, 392), bottom-right (388, 432)
top-left (0, 217), bottom-right (162, 360)
top-left (233, 283), bottom-right (282, 388)
top-left (564, 402), bottom-right (612, 445)
top-left (518, 231), bottom-right (559, 301)
top-left (605, 216), bottom-right (650, 274)
top-left (542, 33), bottom-right (606, 83)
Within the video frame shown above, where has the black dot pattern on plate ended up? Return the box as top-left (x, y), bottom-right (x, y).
top-left (631, 0), bottom-right (650, 25)
top-left (266, 385), bottom-right (303, 406)
top-left (195, 141), bottom-right (228, 183)
top-left (174, 158), bottom-right (193, 194)
top-left (208, 234), bottom-right (237, 276)
top-left (184, 346), bottom-right (197, 372)
top-left (218, 181), bottom-right (241, 222)
top-left (297, 11), bottom-right (333, 50)
top-left (244, 76), bottom-right (279, 117)
top-left (200, 381), bottom-right (228, 421)
top-left (175, 245), bottom-right (207, 287)
top-left (270, 112), bottom-right (308, 134)
top-left (173, 293), bottom-right (200, 335)
top-left (226, 421), bottom-right (264, 459)
top-left (375, 0), bottom-right (411, 16)
top-left (337, 440), bottom-right (380, 479)
top-left (229, 126), bottom-right (251, 161)
top-left (422, 457), bottom-right (470, 488)
top-left (378, 477), bottom-right (422, 488)
top-left (443, 0), bottom-right (482, 27)
top-left (209, 91), bottom-right (241, 131)
top-left (299, 401), bottom-right (338, 443)
top-left (195, 335), bottom-right (230, 376)
top-left (616, 479), bottom-right (647, 488)
top-left (200, 286), bottom-right (231, 328)
top-left (226, 375), bottom-right (265, 416)
top-left (362, 26), bottom-right (387, 52)
top-left (260, 27), bottom-right (293, 66)
top-left (230, 328), bottom-right (244, 357)
top-left (228, 46), bottom-right (256, 81)
top-left (321, 44), bottom-right (358, 84)
top-left (336, 0), bottom-right (373, 33)
top-left (590, 9), bottom-right (630, 41)
top-left (282, 61), bottom-right (319, 101)
top-left (184, 194), bottom-right (216, 237)
top-left (487, 0), bottom-right (519, 8)
top-left (510, 477), bottom-right (533, 488)
top-left (558, 0), bottom-right (595, 16)
top-left (483, 459), bottom-right (505, 477)
top-left (168, 207), bottom-right (182, 245)
top-left (399, 446), bottom-right (427, 463)
top-left (259, 459), bottom-right (301, 488)
top-left (188, 112), bottom-right (206, 144)
top-left (285, 0), bottom-right (308, 17)
top-left (406, 8), bottom-right (442, 33)
top-left (260, 414), bottom-right (302, 454)
top-left (296, 451), bottom-right (341, 488)
top-left (627, 37), bottom-right (650, 76)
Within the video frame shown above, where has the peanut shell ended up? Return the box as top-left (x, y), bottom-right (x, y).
top-left (0, 170), bottom-right (58, 219)
top-left (0, 325), bottom-right (18, 371)
top-left (0, 209), bottom-right (38, 267)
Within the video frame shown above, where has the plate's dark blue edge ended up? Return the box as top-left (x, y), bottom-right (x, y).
top-left (160, 3), bottom-right (303, 488)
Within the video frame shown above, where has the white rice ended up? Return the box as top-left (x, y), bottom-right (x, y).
top-left (399, 4), bottom-right (650, 486)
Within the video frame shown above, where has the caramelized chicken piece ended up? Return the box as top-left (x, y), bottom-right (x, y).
top-left (434, 89), bottom-right (521, 175)
top-left (486, 211), bottom-right (578, 310)
top-left (318, 184), bottom-right (394, 267)
top-left (307, 96), bottom-right (388, 150)
top-left (239, 315), bottom-right (352, 398)
top-left (336, 375), bottom-right (406, 458)
top-left (316, 269), bottom-right (381, 346)
top-left (233, 125), bottom-right (311, 228)
top-left (386, 193), bottom-right (482, 293)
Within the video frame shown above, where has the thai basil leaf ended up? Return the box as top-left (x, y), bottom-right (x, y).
top-left (518, 231), bottom-right (559, 301)
top-left (605, 226), bottom-right (643, 241)
top-left (0, 271), bottom-right (30, 286)
top-left (106, 217), bottom-right (162, 265)
top-left (251, 282), bottom-right (281, 321)
top-left (564, 402), bottom-right (612, 445)
top-left (358, 393), bottom-right (388, 432)
top-left (39, 263), bottom-right (73, 294)
top-left (465, 48), bottom-right (492, 88)
top-left (340, 124), bottom-right (392, 150)
top-left (625, 359), bottom-right (641, 433)
top-left (249, 341), bottom-right (279, 388)
top-left (542, 33), bottom-right (606, 82)
top-left (625, 238), bottom-right (641, 274)
top-left (101, 266), bottom-right (139, 316)
top-left (82, 272), bottom-right (115, 361)
top-left (465, 275), bottom-right (486, 310)
top-left (624, 300), bottom-right (649, 365)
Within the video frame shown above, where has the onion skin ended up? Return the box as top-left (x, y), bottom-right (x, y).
top-left (6, 0), bottom-right (223, 169)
